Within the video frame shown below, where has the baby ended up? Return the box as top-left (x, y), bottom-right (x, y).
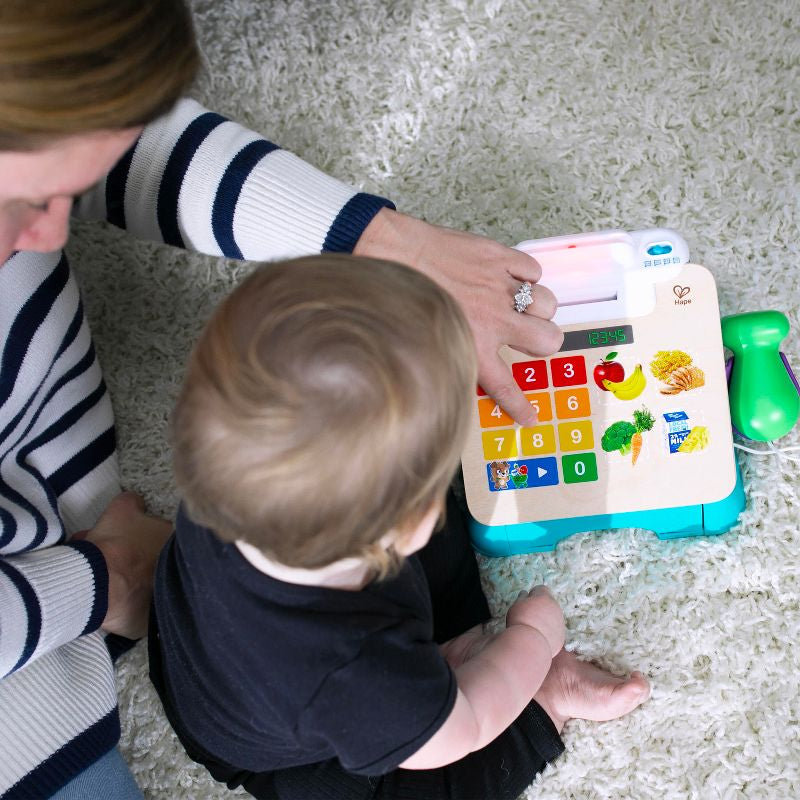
top-left (149, 254), bottom-right (650, 800)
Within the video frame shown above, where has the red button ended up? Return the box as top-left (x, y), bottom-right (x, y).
top-left (550, 356), bottom-right (587, 387)
top-left (512, 360), bottom-right (549, 390)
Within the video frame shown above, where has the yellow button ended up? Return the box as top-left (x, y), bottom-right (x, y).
top-left (554, 388), bottom-right (591, 419)
top-left (519, 424), bottom-right (556, 456)
top-left (477, 398), bottom-right (514, 428)
top-left (558, 420), bottom-right (594, 451)
top-left (524, 391), bottom-right (553, 422)
top-left (481, 429), bottom-right (518, 460)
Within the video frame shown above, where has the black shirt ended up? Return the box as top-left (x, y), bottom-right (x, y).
top-left (152, 507), bottom-right (457, 776)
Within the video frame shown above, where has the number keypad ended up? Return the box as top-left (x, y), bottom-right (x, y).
top-left (477, 355), bottom-right (597, 491)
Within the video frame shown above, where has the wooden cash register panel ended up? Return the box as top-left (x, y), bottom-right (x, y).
top-left (462, 231), bottom-right (736, 529)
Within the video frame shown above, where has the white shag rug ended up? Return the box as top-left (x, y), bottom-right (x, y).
top-left (67, 1), bottom-right (800, 798)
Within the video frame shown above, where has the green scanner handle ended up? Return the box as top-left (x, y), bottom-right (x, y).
top-left (721, 310), bottom-right (800, 441)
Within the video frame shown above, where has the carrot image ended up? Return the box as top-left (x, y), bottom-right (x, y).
top-left (631, 432), bottom-right (643, 465)
top-left (630, 407), bottom-right (654, 466)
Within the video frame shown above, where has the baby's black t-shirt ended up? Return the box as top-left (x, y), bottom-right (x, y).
top-left (152, 507), bottom-right (457, 776)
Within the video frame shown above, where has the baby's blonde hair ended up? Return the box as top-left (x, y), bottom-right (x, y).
top-left (172, 255), bottom-right (477, 576)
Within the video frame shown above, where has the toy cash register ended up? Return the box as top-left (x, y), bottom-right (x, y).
top-left (464, 228), bottom-right (746, 556)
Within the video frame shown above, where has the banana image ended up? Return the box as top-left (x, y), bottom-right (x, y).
top-left (603, 364), bottom-right (646, 400)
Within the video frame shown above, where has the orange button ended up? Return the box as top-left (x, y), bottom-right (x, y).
top-left (554, 387), bottom-right (591, 419)
top-left (477, 398), bottom-right (514, 428)
top-left (519, 424), bottom-right (556, 456)
top-left (525, 391), bottom-right (552, 422)
top-left (557, 420), bottom-right (594, 451)
top-left (481, 429), bottom-right (518, 460)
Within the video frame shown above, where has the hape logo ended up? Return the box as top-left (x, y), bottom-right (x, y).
top-left (673, 285), bottom-right (691, 306)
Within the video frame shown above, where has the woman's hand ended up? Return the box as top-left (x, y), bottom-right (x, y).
top-left (354, 208), bottom-right (563, 426)
top-left (76, 491), bottom-right (172, 640)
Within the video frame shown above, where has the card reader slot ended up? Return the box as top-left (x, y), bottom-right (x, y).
top-left (557, 292), bottom-right (618, 308)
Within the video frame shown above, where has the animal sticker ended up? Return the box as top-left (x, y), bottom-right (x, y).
top-left (489, 460), bottom-right (511, 490)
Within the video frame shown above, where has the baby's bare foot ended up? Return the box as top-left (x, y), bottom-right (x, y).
top-left (534, 648), bottom-right (650, 733)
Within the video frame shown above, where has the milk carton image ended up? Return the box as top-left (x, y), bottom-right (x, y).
top-left (663, 410), bottom-right (691, 453)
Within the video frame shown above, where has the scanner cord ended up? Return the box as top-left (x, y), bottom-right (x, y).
top-left (734, 441), bottom-right (800, 463)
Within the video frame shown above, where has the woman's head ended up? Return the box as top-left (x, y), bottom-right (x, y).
top-left (0, 0), bottom-right (199, 260)
top-left (0, 0), bottom-right (198, 149)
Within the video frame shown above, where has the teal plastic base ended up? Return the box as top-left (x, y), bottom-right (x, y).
top-left (470, 461), bottom-right (745, 557)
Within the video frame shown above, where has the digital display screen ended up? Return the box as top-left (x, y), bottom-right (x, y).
top-left (559, 324), bottom-right (634, 352)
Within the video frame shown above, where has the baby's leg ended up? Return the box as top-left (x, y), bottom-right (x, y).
top-left (534, 648), bottom-right (650, 734)
top-left (381, 700), bottom-right (563, 800)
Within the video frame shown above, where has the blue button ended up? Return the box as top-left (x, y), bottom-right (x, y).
top-left (486, 457), bottom-right (559, 491)
top-left (646, 243), bottom-right (673, 256)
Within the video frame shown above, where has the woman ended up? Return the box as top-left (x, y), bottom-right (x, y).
top-left (0, 1), bottom-right (645, 798)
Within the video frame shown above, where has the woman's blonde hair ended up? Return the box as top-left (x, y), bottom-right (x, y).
top-left (172, 255), bottom-right (478, 577)
top-left (0, 0), bottom-right (199, 149)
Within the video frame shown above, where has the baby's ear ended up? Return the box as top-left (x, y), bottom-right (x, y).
top-left (391, 503), bottom-right (442, 557)
top-left (389, 529), bottom-right (416, 557)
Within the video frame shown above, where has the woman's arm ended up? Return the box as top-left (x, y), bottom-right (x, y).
top-left (73, 98), bottom-right (393, 261)
top-left (0, 541), bottom-right (108, 678)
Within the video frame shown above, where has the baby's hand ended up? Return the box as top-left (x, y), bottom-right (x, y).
top-left (506, 585), bottom-right (565, 657)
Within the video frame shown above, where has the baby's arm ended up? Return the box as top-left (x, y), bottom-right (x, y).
top-left (400, 586), bottom-right (564, 770)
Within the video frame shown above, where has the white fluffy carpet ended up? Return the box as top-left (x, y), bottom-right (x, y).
top-left (67, 0), bottom-right (800, 797)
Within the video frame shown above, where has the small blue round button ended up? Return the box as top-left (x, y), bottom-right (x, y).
top-left (647, 243), bottom-right (673, 256)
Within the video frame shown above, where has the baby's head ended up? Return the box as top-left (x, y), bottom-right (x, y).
top-left (172, 255), bottom-right (477, 577)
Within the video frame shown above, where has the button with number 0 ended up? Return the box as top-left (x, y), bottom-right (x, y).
top-left (562, 452), bottom-right (598, 483)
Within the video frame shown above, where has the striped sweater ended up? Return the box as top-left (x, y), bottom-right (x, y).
top-left (0, 97), bottom-right (393, 799)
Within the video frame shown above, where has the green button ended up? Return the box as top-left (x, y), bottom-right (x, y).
top-left (562, 452), bottom-right (598, 484)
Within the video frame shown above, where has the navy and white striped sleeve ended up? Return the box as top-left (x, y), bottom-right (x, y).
top-left (0, 540), bottom-right (108, 678)
top-left (74, 98), bottom-right (395, 261)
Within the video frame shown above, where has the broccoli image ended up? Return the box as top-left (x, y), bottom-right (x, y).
top-left (601, 420), bottom-right (637, 454)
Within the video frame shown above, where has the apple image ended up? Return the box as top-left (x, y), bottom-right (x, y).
top-left (593, 352), bottom-right (625, 390)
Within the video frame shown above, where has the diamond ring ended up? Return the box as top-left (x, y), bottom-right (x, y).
top-left (513, 281), bottom-right (534, 313)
